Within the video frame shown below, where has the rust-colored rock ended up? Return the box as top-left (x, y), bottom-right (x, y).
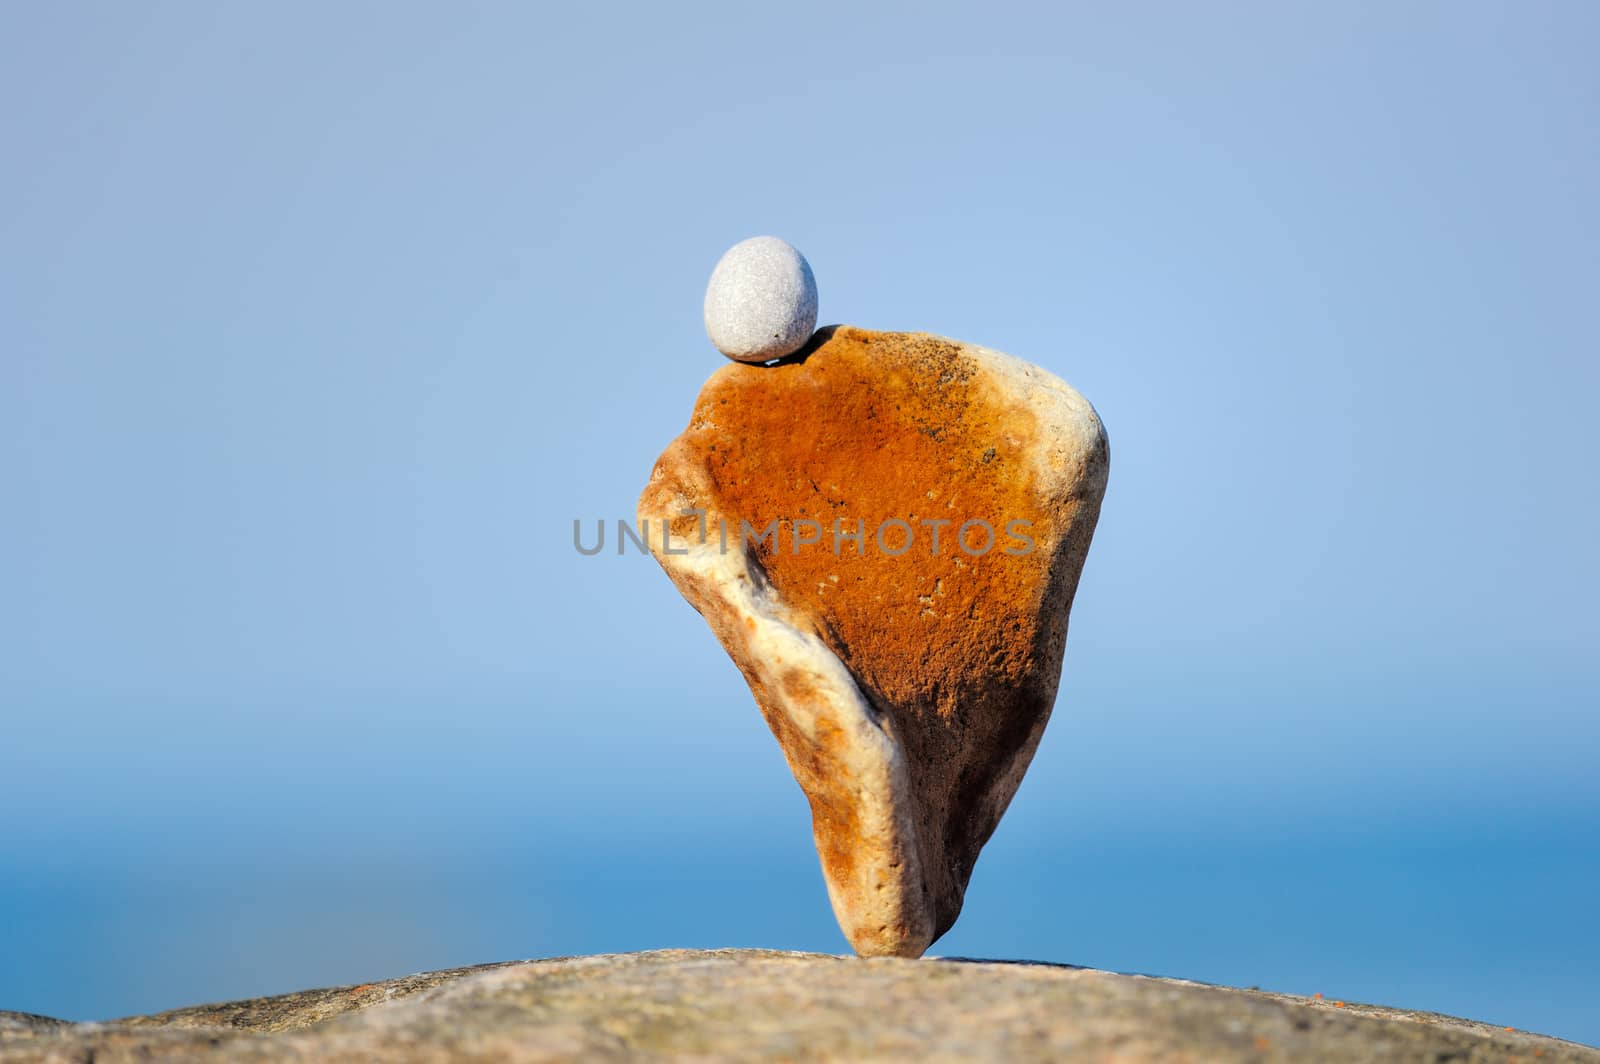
top-left (639, 326), bottom-right (1109, 957)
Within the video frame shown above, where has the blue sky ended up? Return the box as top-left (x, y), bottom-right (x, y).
top-left (2, 0), bottom-right (1597, 1045)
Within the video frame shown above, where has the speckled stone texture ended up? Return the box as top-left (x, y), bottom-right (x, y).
top-left (3, 950), bottom-right (1593, 1062)
top-left (703, 235), bottom-right (819, 362)
top-left (639, 326), bottom-right (1108, 957)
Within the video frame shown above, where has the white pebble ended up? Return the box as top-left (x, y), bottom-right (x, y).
top-left (703, 236), bottom-right (819, 363)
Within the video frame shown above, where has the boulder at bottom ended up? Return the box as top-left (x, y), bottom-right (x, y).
top-left (2, 950), bottom-right (1594, 1063)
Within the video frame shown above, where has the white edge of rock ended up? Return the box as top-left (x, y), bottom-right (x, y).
top-left (641, 468), bottom-right (935, 957)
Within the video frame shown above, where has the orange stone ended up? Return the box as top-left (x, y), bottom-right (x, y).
top-left (640, 326), bottom-right (1109, 956)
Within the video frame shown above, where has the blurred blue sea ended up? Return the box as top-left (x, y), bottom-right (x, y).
top-left (6, 799), bottom-right (1597, 1041)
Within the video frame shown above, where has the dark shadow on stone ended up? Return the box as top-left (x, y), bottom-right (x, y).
top-left (935, 957), bottom-right (1090, 972)
top-left (762, 324), bottom-right (841, 368)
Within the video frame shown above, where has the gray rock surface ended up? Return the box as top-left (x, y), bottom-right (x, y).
top-left (3, 949), bottom-right (1594, 1062)
top-left (703, 235), bottom-right (818, 362)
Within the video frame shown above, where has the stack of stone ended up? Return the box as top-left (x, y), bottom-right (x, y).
top-left (643, 237), bottom-right (1110, 957)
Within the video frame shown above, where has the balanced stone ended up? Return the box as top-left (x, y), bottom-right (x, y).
top-left (639, 327), bottom-right (1110, 957)
top-left (703, 236), bottom-right (819, 362)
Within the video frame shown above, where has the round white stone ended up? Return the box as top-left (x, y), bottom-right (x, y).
top-left (703, 236), bottom-right (819, 363)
